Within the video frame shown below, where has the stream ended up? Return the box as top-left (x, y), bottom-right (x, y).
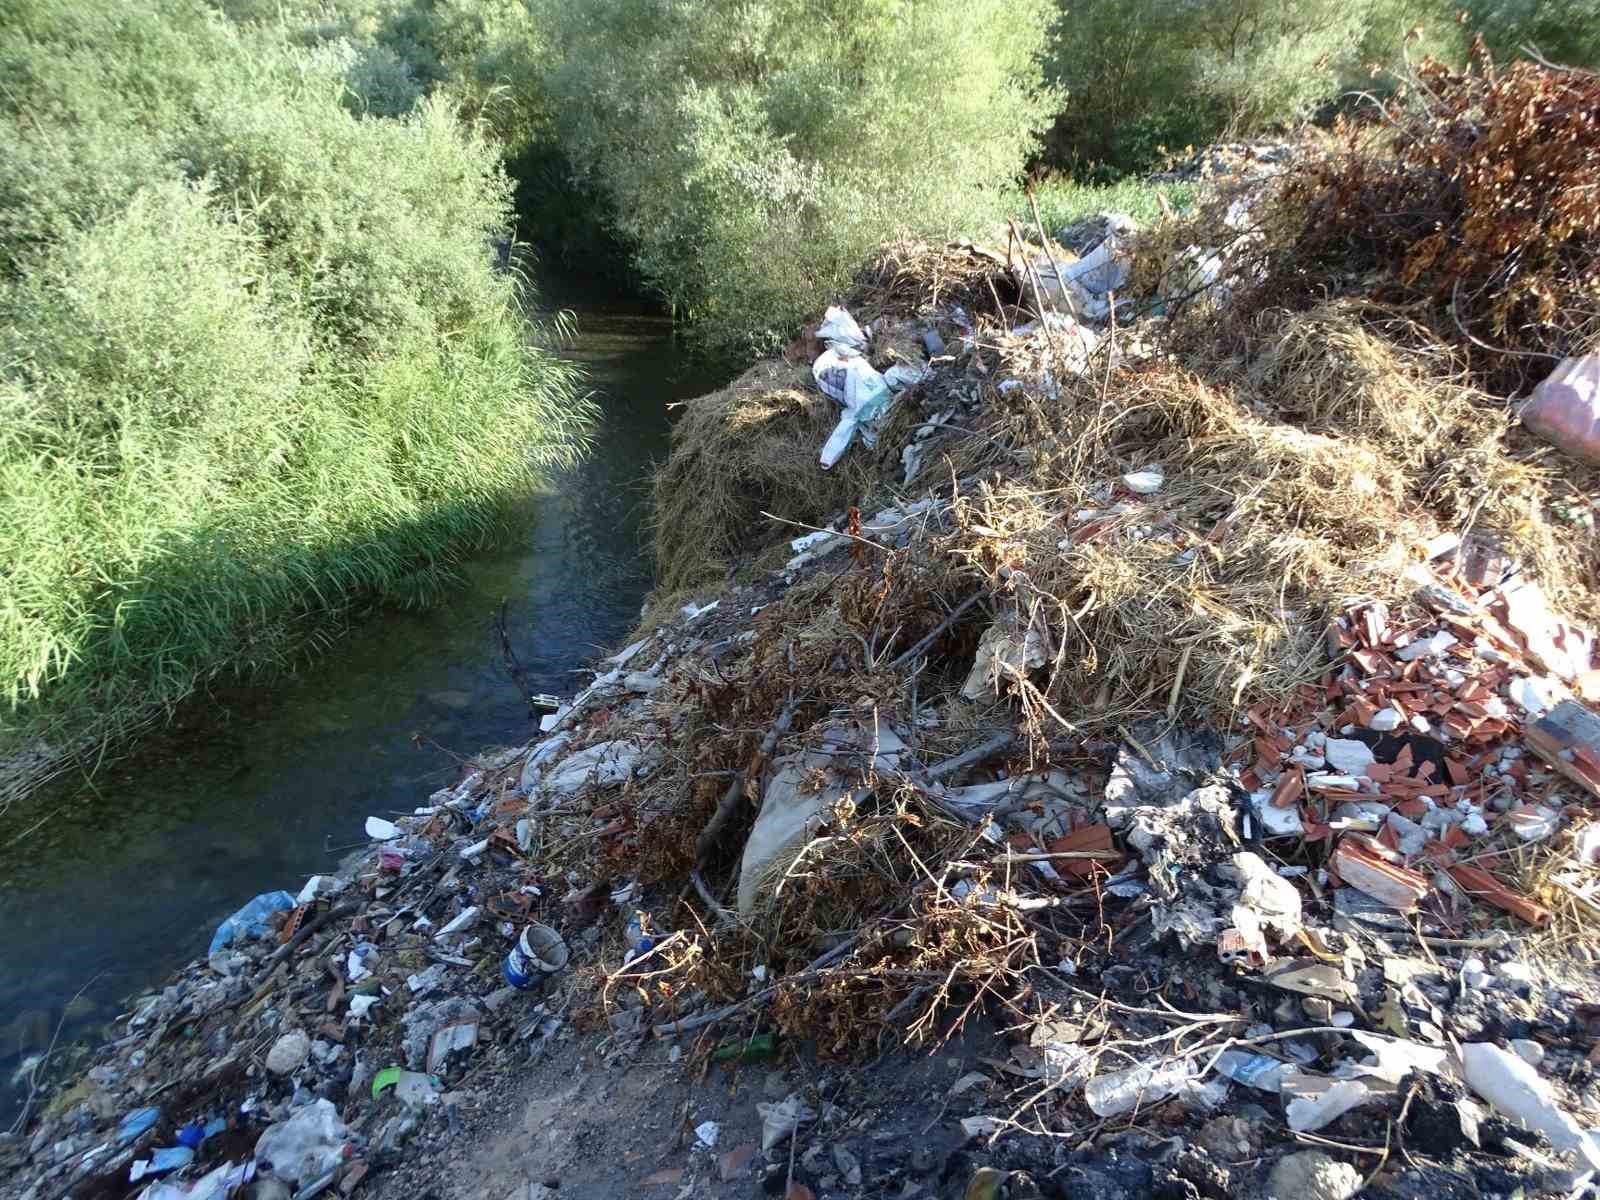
top-left (0, 280), bottom-right (726, 1123)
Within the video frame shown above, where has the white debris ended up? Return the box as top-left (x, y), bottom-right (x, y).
top-left (1509, 675), bottom-right (1557, 718)
top-left (434, 906), bottom-right (480, 940)
top-left (1462, 1042), bottom-right (1600, 1170)
top-left (1323, 738), bottom-right (1376, 775)
top-left (961, 618), bottom-right (1047, 700)
top-left (757, 1094), bottom-right (817, 1151)
top-left (1395, 630), bottom-right (1458, 662)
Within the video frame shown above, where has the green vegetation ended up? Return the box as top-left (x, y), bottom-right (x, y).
top-left (0, 0), bottom-right (588, 770)
top-left (1027, 178), bottom-right (1198, 232)
top-left (5, 0), bottom-right (1592, 796)
top-left (533, 0), bottom-right (1059, 356)
top-left (1043, 0), bottom-right (1600, 179)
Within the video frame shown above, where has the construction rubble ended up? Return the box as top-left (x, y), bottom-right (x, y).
top-left (6, 66), bottom-right (1600, 1200)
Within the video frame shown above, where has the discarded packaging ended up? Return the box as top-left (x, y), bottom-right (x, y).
top-left (252, 1099), bottom-right (349, 1186)
top-left (757, 1094), bottom-right (817, 1151)
top-left (1283, 1074), bottom-right (1375, 1133)
top-left (1520, 353), bottom-right (1600, 466)
top-left (503, 922), bottom-right (569, 990)
top-left (426, 1020), bottom-right (479, 1073)
top-left (1461, 1041), bottom-right (1600, 1170)
top-left (207, 890), bottom-right (297, 963)
top-left (816, 306), bottom-right (867, 353)
top-left (1083, 1056), bottom-right (1192, 1117)
top-left (1211, 1049), bottom-right (1289, 1093)
top-left (815, 349), bottom-right (892, 469)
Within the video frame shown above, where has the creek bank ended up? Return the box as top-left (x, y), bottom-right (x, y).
top-left (8, 116), bottom-right (1600, 1199)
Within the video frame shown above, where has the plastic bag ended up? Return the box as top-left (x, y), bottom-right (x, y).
top-left (813, 349), bottom-right (889, 418)
top-left (252, 1098), bottom-right (349, 1185)
top-left (1521, 353), bottom-right (1600, 465)
top-left (816, 306), bottom-right (867, 353)
top-left (1033, 221), bottom-right (1134, 321)
top-left (207, 891), bottom-right (296, 960)
top-left (813, 349), bottom-right (891, 469)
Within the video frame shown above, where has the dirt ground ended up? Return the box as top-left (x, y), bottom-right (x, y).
top-left (371, 1020), bottom-right (1004, 1200)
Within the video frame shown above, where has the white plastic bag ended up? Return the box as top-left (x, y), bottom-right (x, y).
top-left (253, 1099), bottom-right (349, 1185)
top-left (813, 348), bottom-right (889, 417)
top-left (816, 306), bottom-right (867, 353)
top-left (814, 349), bottom-right (891, 469)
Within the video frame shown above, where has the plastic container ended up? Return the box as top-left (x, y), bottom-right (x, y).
top-left (1084, 1056), bottom-right (1193, 1117)
top-left (503, 922), bottom-right (569, 990)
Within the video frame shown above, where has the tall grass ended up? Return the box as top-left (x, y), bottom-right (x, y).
top-left (0, 0), bottom-right (590, 803)
top-left (1026, 178), bottom-right (1199, 233)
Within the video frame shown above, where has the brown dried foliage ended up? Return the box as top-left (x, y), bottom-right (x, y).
top-left (1259, 45), bottom-right (1600, 392)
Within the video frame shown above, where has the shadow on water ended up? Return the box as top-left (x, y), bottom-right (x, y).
top-left (0, 278), bottom-right (730, 1120)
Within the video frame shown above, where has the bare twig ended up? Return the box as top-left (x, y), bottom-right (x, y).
top-left (695, 693), bottom-right (803, 866)
top-left (889, 591), bottom-right (987, 671)
top-left (9, 972), bottom-right (104, 1135)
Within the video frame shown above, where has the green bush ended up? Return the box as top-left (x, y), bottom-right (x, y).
top-left (535, 0), bottom-right (1059, 355)
top-left (1042, 0), bottom-right (1478, 178)
top-left (1465, 0), bottom-right (1600, 67)
top-left (0, 0), bottom-right (587, 766)
top-left (1026, 177), bottom-right (1198, 231)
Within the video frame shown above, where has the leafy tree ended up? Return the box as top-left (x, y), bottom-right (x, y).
top-left (535, 0), bottom-right (1059, 353)
top-left (0, 0), bottom-right (586, 765)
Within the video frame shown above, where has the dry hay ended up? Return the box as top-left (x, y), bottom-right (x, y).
top-left (1240, 301), bottom-right (1600, 625)
top-left (611, 173), bottom-right (1600, 1061)
top-left (651, 359), bottom-right (883, 594)
top-left (847, 239), bottom-right (1018, 328)
top-left (649, 240), bottom-right (1021, 597)
top-left (894, 293), bottom-right (1600, 727)
top-left (1142, 53), bottom-right (1600, 396)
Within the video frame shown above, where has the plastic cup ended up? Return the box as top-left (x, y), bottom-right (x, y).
top-left (502, 922), bottom-right (569, 990)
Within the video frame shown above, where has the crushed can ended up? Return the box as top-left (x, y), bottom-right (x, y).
top-left (503, 921), bottom-right (569, 990)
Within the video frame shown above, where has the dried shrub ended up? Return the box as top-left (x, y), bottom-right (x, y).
top-left (650, 360), bottom-right (883, 594)
top-left (1250, 45), bottom-right (1600, 391)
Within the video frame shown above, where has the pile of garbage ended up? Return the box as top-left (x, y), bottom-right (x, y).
top-left (1148, 139), bottom-right (1296, 184)
top-left (0, 751), bottom-right (577, 1200)
top-left (8, 85), bottom-right (1600, 1198)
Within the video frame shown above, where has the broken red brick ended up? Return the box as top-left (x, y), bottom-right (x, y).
top-left (1447, 863), bottom-right (1551, 927)
top-left (1330, 834), bottom-right (1431, 910)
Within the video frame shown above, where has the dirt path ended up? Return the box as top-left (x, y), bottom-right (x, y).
top-left (369, 1022), bottom-right (1004, 1200)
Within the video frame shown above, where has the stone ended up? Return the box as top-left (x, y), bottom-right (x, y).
top-left (965, 1168), bottom-right (1008, 1200)
top-left (266, 1031), bottom-right (311, 1076)
top-left (831, 1144), bottom-right (862, 1186)
top-left (1267, 1151), bottom-right (1362, 1200)
top-left (1510, 1038), bottom-right (1544, 1067)
top-left (1323, 738), bottom-right (1376, 775)
top-left (719, 1142), bottom-right (758, 1182)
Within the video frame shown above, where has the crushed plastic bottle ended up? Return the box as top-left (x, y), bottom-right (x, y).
top-left (1084, 1056), bottom-right (1194, 1117)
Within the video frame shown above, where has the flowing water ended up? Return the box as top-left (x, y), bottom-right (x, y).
top-left (0, 282), bottom-right (726, 1122)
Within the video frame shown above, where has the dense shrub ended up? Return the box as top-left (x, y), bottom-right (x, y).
top-left (0, 0), bottom-right (587, 761)
top-left (1258, 46), bottom-right (1600, 389)
top-left (1043, 0), bottom-right (1475, 178)
top-left (535, 0), bottom-right (1058, 355)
